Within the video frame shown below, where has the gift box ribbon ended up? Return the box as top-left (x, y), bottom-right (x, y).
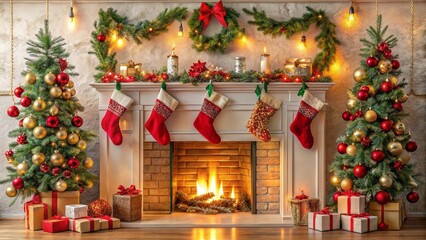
top-left (350, 212), bottom-right (371, 232)
top-left (72, 216), bottom-right (95, 232)
top-left (378, 204), bottom-right (389, 230)
top-left (342, 190), bottom-right (360, 214)
top-left (313, 207), bottom-right (334, 230)
top-left (100, 215), bottom-right (113, 229)
top-left (24, 194), bottom-right (48, 229)
top-left (117, 184), bottom-right (141, 195)
top-left (126, 60), bottom-right (141, 68)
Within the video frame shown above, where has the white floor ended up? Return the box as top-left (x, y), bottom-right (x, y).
top-left (121, 212), bottom-right (293, 228)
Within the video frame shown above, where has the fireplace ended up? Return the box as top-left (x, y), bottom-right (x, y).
top-left (91, 82), bottom-right (333, 225)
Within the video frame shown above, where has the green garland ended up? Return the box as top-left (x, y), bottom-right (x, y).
top-left (188, 4), bottom-right (245, 53)
top-left (243, 7), bottom-right (339, 74)
top-left (89, 7), bottom-right (188, 82)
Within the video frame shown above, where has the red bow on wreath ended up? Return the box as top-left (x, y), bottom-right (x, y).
top-left (117, 185), bottom-right (141, 195)
top-left (198, 1), bottom-right (228, 29)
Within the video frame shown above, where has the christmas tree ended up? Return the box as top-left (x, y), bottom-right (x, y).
top-left (2, 24), bottom-right (97, 201)
top-left (329, 16), bottom-right (419, 205)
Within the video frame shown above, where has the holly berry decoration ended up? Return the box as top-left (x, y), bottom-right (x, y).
top-left (406, 191), bottom-right (419, 203)
top-left (381, 80), bottom-right (393, 93)
top-left (393, 161), bottom-right (404, 171)
top-left (72, 116), bottom-right (84, 127)
top-left (377, 42), bottom-right (389, 52)
top-left (17, 134), bottom-right (27, 144)
top-left (354, 109), bottom-right (363, 118)
top-left (63, 170), bottom-right (72, 178)
top-left (391, 60), bottom-right (400, 70)
top-left (12, 177), bottom-right (24, 189)
top-left (405, 141), bottom-right (417, 152)
top-left (280, 27), bottom-right (287, 33)
top-left (46, 115), bottom-right (60, 128)
top-left (56, 72), bottom-right (70, 86)
top-left (14, 86), bottom-right (24, 98)
top-left (357, 90), bottom-right (369, 101)
top-left (52, 167), bottom-right (61, 176)
top-left (5, 149), bottom-right (14, 158)
top-left (333, 191), bottom-right (343, 203)
top-left (337, 142), bottom-right (348, 154)
top-left (354, 164), bottom-right (367, 178)
top-left (342, 111), bottom-right (351, 121)
top-left (20, 97), bottom-right (32, 107)
top-left (375, 190), bottom-right (391, 205)
top-left (380, 119), bottom-right (393, 132)
top-left (68, 157), bottom-right (80, 169)
top-left (7, 105), bottom-right (20, 117)
top-left (383, 49), bottom-right (392, 59)
top-left (114, 74), bottom-right (125, 83)
top-left (58, 58), bottom-right (68, 72)
top-left (361, 136), bottom-right (371, 147)
top-left (342, 165), bottom-right (349, 170)
top-left (371, 150), bottom-right (385, 163)
top-left (97, 33), bottom-right (106, 42)
top-left (366, 57), bottom-right (378, 67)
top-left (161, 73), bottom-right (169, 81)
top-left (124, 76), bottom-right (135, 82)
top-left (40, 163), bottom-right (50, 173)
top-left (393, 101), bottom-right (403, 111)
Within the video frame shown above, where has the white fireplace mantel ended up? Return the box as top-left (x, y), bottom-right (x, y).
top-left (91, 82), bottom-right (334, 220)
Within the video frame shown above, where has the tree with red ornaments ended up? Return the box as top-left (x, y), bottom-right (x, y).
top-left (329, 16), bottom-right (419, 207)
top-left (1, 26), bottom-right (97, 200)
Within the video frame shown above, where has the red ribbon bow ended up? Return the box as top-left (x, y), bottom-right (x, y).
top-left (198, 1), bottom-right (228, 30)
top-left (316, 207), bottom-right (331, 214)
top-left (342, 190), bottom-right (360, 197)
top-left (350, 212), bottom-right (371, 232)
top-left (117, 185), bottom-right (141, 195)
top-left (295, 191), bottom-right (309, 200)
top-left (49, 215), bottom-right (68, 220)
top-left (313, 207), bottom-right (335, 230)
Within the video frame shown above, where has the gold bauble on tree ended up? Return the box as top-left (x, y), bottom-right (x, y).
top-left (32, 152), bottom-right (46, 165)
top-left (86, 179), bottom-right (94, 189)
top-left (346, 98), bottom-right (357, 110)
top-left (77, 140), bottom-right (87, 150)
top-left (393, 121), bottom-right (405, 135)
top-left (341, 178), bottom-right (354, 191)
top-left (62, 91), bottom-right (72, 100)
top-left (378, 60), bottom-right (392, 73)
top-left (6, 186), bottom-right (17, 197)
top-left (346, 144), bottom-right (357, 156)
top-left (33, 125), bottom-right (47, 139)
top-left (352, 129), bottom-right (366, 142)
top-left (364, 109), bottom-right (378, 123)
top-left (55, 179), bottom-right (68, 192)
top-left (67, 133), bottom-right (80, 145)
top-left (83, 157), bottom-right (94, 169)
top-left (66, 80), bottom-right (74, 88)
top-left (397, 150), bottom-right (411, 164)
top-left (387, 141), bottom-right (403, 155)
top-left (389, 76), bottom-right (398, 86)
top-left (50, 150), bottom-right (65, 166)
top-left (33, 98), bottom-right (46, 111)
top-left (51, 142), bottom-right (57, 147)
top-left (56, 129), bottom-right (68, 140)
top-left (330, 175), bottom-right (341, 186)
top-left (367, 85), bottom-right (376, 96)
top-left (353, 67), bottom-right (367, 82)
top-left (379, 175), bottom-right (393, 188)
top-left (17, 161), bottom-right (29, 175)
top-left (398, 92), bottom-right (408, 103)
top-left (44, 72), bottom-right (56, 85)
top-left (69, 89), bottom-right (76, 96)
top-left (23, 115), bottom-right (37, 129)
top-left (58, 141), bottom-right (67, 148)
top-left (50, 86), bottom-right (63, 98)
top-left (49, 105), bottom-right (60, 116)
top-left (25, 72), bottom-right (37, 85)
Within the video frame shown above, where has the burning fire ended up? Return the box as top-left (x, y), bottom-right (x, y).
top-left (196, 166), bottom-right (235, 199)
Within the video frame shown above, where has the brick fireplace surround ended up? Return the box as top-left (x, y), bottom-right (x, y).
top-left (92, 82), bottom-right (333, 227)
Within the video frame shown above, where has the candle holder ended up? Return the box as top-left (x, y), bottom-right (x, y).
top-left (235, 57), bottom-right (246, 73)
top-left (284, 58), bottom-right (312, 78)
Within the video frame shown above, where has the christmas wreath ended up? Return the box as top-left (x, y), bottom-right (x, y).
top-left (188, 1), bottom-right (245, 53)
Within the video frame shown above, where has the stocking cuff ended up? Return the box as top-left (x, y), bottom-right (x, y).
top-left (157, 88), bottom-right (179, 111)
top-left (111, 90), bottom-right (134, 109)
top-left (204, 91), bottom-right (228, 109)
top-left (302, 90), bottom-right (324, 111)
top-left (260, 92), bottom-right (282, 110)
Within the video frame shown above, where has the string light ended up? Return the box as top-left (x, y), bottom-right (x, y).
top-left (348, 1), bottom-right (355, 22)
top-left (68, 0), bottom-right (75, 29)
top-left (178, 22), bottom-right (184, 37)
top-left (298, 35), bottom-right (307, 50)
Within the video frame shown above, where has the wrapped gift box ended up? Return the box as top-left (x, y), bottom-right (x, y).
top-left (65, 204), bottom-right (88, 219)
top-left (308, 211), bottom-right (340, 231)
top-left (112, 194), bottom-right (142, 222)
top-left (368, 198), bottom-right (405, 230)
top-left (338, 194), bottom-right (365, 215)
top-left (69, 217), bottom-right (101, 233)
top-left (42, 216), bottom-right (69, 233)
top-left (40, 191), bottom-right (80, 218)
top-left (288, 192), bottom-right (320, 226)
top-left (341, 214), bottom-right (378, 233)
top-left (98, 216), bottom-right (121, 230)
top-left (25, 204), bottom-right (47, 230)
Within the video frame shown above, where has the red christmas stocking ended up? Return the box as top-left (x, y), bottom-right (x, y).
top-left (290, 90), bottom-right (324, 149)
top-left (145, 88), bottom-right (179, 145)
top-left (193, 90), bottom-right (228, 144)
top-left (101, 90), bottom-right (134, 145)
top-left (246, 92), bottom-right (282, 141)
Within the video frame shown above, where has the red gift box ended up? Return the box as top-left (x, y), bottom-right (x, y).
top-left (42, 216), bottom-right (69, 233)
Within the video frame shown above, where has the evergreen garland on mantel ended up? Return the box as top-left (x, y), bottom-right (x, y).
top-left (243, 7), bottom-right (340, 74)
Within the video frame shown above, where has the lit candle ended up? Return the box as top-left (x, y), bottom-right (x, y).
top-left (260, 47), bottom-right (271, 74)
top-left (167, 43), bottom-right (179, 75)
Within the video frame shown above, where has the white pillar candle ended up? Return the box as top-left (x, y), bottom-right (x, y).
top-left (167, 44), bottom-right (179, 75)
top-left (260, 47), bottom-right (271, 74)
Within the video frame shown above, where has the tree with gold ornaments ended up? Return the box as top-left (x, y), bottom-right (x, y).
top-left (1, 25), bottom-right (97, 201)
top-left (328, 16), bottom-right (419, 207)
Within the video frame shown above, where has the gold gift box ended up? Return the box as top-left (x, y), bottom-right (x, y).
top-left (120, 60), bottom-right (142, 77)
top-left (289, 198), bottom-right (320, 226)
top-left (25, 204), bottom-right (45, 231)
top-left (112, 194), bottom-right (142, 222)
top-left (40, 191), bottom-right (80, 218)
top-left (368, 198), bottom-right (406, 230)
top-left (69, 218), bottom-right (101, 233)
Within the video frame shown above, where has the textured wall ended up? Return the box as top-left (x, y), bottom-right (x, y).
top-left (0, 2), bottom-right (425, 218)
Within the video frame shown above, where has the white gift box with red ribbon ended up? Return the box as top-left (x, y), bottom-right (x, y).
top-left (308, 207), bottom-right (340, 231)
top-left (341, 213), bottom-right (378, 233)
top-left (337, 191), bottom-right (366, 215)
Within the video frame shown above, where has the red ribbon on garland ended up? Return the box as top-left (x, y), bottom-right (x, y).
top-left (312, 207), bottom-right (334, 230)
top-left (350, 212), bottom-right (371, 232)
top-left (24, 194), bottom-right (48, 229)
top-left (117, 185), bottom-right (141, 195)
top-left (198, 1), bottom-right (228, 29)
top-left (342, 190), bottom-right (360, 214)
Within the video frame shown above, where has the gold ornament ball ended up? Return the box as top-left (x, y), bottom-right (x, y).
top-left (23, 116), bottom-right (37, 129)
top-left (352, 129), bottom-right (366, 142)
top-left (33, 99), bottom-right (47, 112)
top-left (387, 141), bottom-right (403, 156)
top-left (364, 110), bottom-right (378, 123)
top-left (77, 140), bottom-right (87, 150)
top-left (341, 178), bottom-right (354, 191)
top-left (346, 98), bottom-right (357, 110)
top-left (66, 80), bottom-right (74, 88)
top-left (51, 142), bottom-right (57, 147)
top-left (25, 72), bottom-right (37, 85)
top-left (353, 67), bottom-right (367, 82)
top-left (62, 91), bottom-right (72, 100)
top-left (408, 176), bottom-right (418, 188)
top-left (397, 150), bottom-right (411, 164)
top-left (70, 88), bottom-right (76, 96)
top-left (83, 157), bottom-right (94, 169)
top-left (398, 92), bottom-right (408, 103)
top-left (50, 150), bottom-right (65, 166)
top-left (389, 76), bottom-right (398, 86)
top-left (393, 121), bottom-right (405, 135)
top-left (50, 86), bottom-right (63, 98)
top-left (32, 152), bottom-right (46, 165)
top-left (44, 72), bottom-right (56, 85)
top-left (378, 60), bottom-right (392, 73)
top-left (49, 105), bottom-right (60, 116)
top-left (86, 179), bottom-right (94, 189)
top-left (379, 175), bottom-right (393, 188)
top-left (33, 126), bottom-right (47, 139)
top-left (17, 162), bottom-right (29, 175)
top-left (61, 162), bottom-right (67, 168)
top-left (56, 129), bottom-right (68, 140)
top-left (367, 85), bottom-right (376, 96)
top-left (6, 186), bottom-right (17, 197)
top-left (346, 144), bottom-right (357, 156)
top-left (58, 141), bottom-right (67, 148)
top-left (67, 133), bottom-right (80, 145)
top-left (55, 179), bottom-right (68, 192)
top-left (330, 175), bottom-right (341, 186)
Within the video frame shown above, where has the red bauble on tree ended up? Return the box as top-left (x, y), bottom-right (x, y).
top-left (405, 141), bottom-right (417, 152)
top-left (97, 33), bottom-right (106, 42)
top-left (58, 58), bottom-right (68, 72)
top-left (391, 60), bottom-right (400, 69)
top-left (377, 42), bottom-right (388, 52)
top-left (333, 191), bottom-right (343, 203)
top-left (80, 187), bottom-right (85, 194)
top-left (40, 163), bottom-right (50, 173)
top-left (337, 143), bottom-right (348, 154)
top-left (20, 97), bottom-right (32, 107)
top-left (12, 177), bottom-right (24, 189)
top-left (366, 57), bottom-right (378, 67)
top-left (360, 86), bottom-right (370, 92)
top-left (5, 149), bottom-right (14, 158)
top-left (63, 170), bottom-right (72, 178)
top-left (342, 165), bottom-right (349, 170)
top-left (375, 190), bottom-right (391, 205)
top-left (46, 115), bottom-right (59, 128)
top-left (14, 87), bottom-right (24, 98)
top-left (349, 115), bottom-right (356, 121)
top-left (52, 167), bottom-right (61, 176)
top-left (371, 150), bottom-right (385, 163)
top-left (354, 109), bottom-right (363, 118)
top-left (342, 111), bottom-right (351, 121)
top-left (17, 134), bottom-right (27, 144)
top-left (354, 164), bottom-right (367, 178)
top-left (393, 101), bottom-right (403, 111)
top-left (361, 136), bottom-right (371, 147)
top-left (72, 116), bottom-right (83, 127)
top-left (381, 80), bottom-right (393, 93)
top-left (56, 72), bottom-right (70, 86)
top-left (383, 49), bottom-right (392, 59)
top-left (7, 106), bottom-right (20, 117)
top-left (68, 157), bottom-right (80, 169)
top-left (380, 119), bottom-right (393, 132)
top-left (406, 191), bottom-right (419, 203)
top-left (19, 119), bottom-right (24, 127)
top-left (357, 90), bottom-right (369, 101)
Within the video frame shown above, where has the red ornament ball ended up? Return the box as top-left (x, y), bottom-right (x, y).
top-left (40, 163), bottom-right (50, 173)
top-left (46, 115), bottom-right (59, 128)
top-left (371, 150), bottom-right (385, 163)
top-left (114, 74), bottom-right (125, 83)
top-left (72, 116), bottom-right (83, 127)
top-left (380, 119), bottom-right (393, 132)
top-left (342, 165), bottom-right (349, 170)
top-left (20, 97), bottom-right (32, 107)
top-left (393, 102), bottom-right (403, 111)
top-left (333, 191), bottom-right (343, 203)
top-left (14, 87), bottom-right (24, 98)
top-left (337, 143), bottom-right (348, 154)
top-left (52, 167), bottom-right (61, 176)
top-left (360, 86), bottom-right (370, 92)
top-left (56, 72), bottom-right (70, 86)
top-left (97, 33), bottom-right (106, 42)
top-left (17, 134), bottom-right (27, 144)
top-left (63, 170), bottom-right (72, 178)
top-left (12, 177), bottom-right (24, 189)
top-left (68, 157), bottom-right (80, 169)
top-left (406, 191), bottom-right (420, 203)
top-left (342, 111), bottom-right (351, 121)
top-left (161, 73), bottom-right (169, 81)
top-left (405, 141), bottom-right (417, 152)
top-left (354, 164), bottom-right (367, 178)
top-left (375, 190), bottom-right (391, 205)
top-left (7, 106), bottom-right (20, 117)
top-left (381, 81), bottom-right (393, 93)
top-left (88, 199), bottom-right (112, 217)
top-left (357, 90), bottom-right (369, 101)
top-left (5, 149), bottom-right (14, 157)
top-left (383, 49), bottom-right (392, 59)
top-left (101, 76), bottom-right (114, 83)
top-left (80, 187), bottom-right (85, 194)
top-left (366, 57), bottom-right (378, 67)
top-left (378, 42), bottom-right (389, 52)
top-left (349, 115), bottom-right (356, 121)
top-left (354, 110), bottom-right (363, 118)
top-left (19, 119), bottom-right (24, 127)
top-left (391, 60), bottom-right (400, 70)
top-left (124, 76), bottom-right (135, 82)
top-left (361, 136), bottom-right (371, 147)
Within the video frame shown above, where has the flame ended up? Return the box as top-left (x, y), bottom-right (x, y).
top-left (263, 46), bottom-right (267, 54)
top-left (196, 166), bottom-right (224, 200)
top-left (231, 186), bottom-right (235, 199)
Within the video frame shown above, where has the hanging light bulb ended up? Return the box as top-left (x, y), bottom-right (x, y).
top-left (178, 22), bottom-right (184, 37)
top-left (68, 1), bottom-right (75, 29)
top-left (348, 1), bottom-right (355, 22)
top-left (298, 35), bottom-right (307, 50)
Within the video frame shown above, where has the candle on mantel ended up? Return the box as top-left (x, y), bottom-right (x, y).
top-left (260, 47), bottom-right (271, 74)
top-left (167, 43), bottom-right (179, 75)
